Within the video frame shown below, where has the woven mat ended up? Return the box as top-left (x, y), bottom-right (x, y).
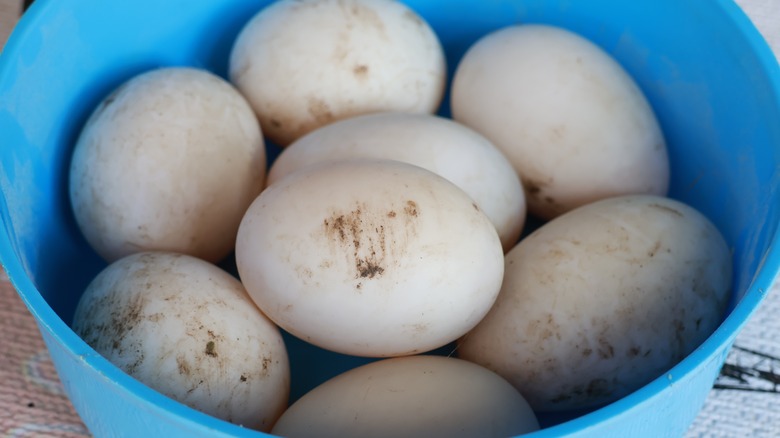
top-left (687, 281), bottom-right (780, 437)
top-left (0, 272), bottom-right (89, 437)
top-left (1, 1), bottom-right (779, 437)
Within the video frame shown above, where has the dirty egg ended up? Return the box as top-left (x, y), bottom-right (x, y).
top-left (68, 67), bottom-right (266, 263)
top-left (457, 195), bottom-right (731, 411)
top-left (267, 112), bottom-right (526, 251)
top-left (228, 0), bottom-right (447, 146)
top-left (271, 355), bottom-right (540, 438)
top-left (451, 25), bottom-right (669, 219)
top-left (71, 252), bottom-right (290, 431)
top-left (235, 159), bottom-right (504, 357)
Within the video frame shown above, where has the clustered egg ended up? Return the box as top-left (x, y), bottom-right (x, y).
top-left (237, 158), bottom-right (505, 358)
top-left (71, 252), bottom-right (290, 430)
top-left (68, 0), bottom-right (732, 436)
top-left (69, 67), bottom-right (266, 263)
top-left (451, 24), bottom-right (669, 219)
top-left (229, 0), bottom-right (447, 146)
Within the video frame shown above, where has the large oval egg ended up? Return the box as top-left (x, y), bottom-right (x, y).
top-left (451, 25), bottom-right (669, 219)
top-left (236, 159), bottom-right (504, 357)
top-left (271, 355), bottom-right (540, 438)
top-left (457, 195), bottom-right (731, 411)
top-left (229, 0), bottom-right (446, 146)
top-left (69, 67), bottom-right (266, 263)
top-left (71, 252), bottom-right (290, 431)
top-left (268, 112), bottom-right (526, 251)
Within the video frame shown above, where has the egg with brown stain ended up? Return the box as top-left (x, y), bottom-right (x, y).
top-left (235, 159), bottom-right (504, 357)
top-left (229, 0), bottom-right (446, 146)
top-left (457, 195), bottom-right (731, 411)
top-left (71, 252), bottom-right (290, 432)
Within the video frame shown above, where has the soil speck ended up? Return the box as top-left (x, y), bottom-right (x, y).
top-left (177, 356), bottom-right (191, 376)
top-left (353, 64), bottom-right (369, 77)
top-left (357, 260), bottom-right (384, 278)
top-left (205, 341), bottom-right (217, 357)
top-left (404, 200), bottom-right (418, 217)
top-left (307, 97), bottom-right (334, 123)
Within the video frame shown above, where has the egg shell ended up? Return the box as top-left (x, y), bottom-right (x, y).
top-left (268, 112), bottom-right (526, 251)
top-left (71, 252), bottom-right (290, 431)
top-left (271, 355), bottom-right (540, 438)
top-left (457, 195), bottom-right (732, 411)
top-left (236, 159), bottom-right (504, 357)
top-left (69, 67), bottom-right (266, 263)
top-left (451, 25), bottom-right (669, 219)
top-left (229, 0), bottom-right (447, 146)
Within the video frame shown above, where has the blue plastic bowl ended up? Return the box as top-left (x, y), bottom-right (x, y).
top-left (1, 0), bottom-right (779, 436)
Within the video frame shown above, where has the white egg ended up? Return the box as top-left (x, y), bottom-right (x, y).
top-left (271, 355), bottom-right (540, 438)
top-left (451, 25), bottom-right (669, 219)
top-left (268, 112), bottom-right (526, 251)
top-left (229, 0), bottom-right (446, 146)
top-left (71, 252), bottom-right (289, 431)
top-left (236, 159), bottom-right (504, 357)
top-left (457, 195), bottom-right (731, 411)
top-left (69, 67), bottom-right (266, 263)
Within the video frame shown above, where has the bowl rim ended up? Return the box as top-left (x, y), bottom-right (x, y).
top-left (1, 0), bottom-right (779, 436)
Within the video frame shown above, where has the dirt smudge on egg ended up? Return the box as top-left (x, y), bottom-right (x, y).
top-left (307, 97), bottom-right (335, 124)
top-left (323, 200), bottom-right (421, 281)
top-left (352, 64), bottom-right (369, 78)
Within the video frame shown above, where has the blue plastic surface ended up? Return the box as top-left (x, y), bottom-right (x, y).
top-left (1, 0), bottom-right (779, 436)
